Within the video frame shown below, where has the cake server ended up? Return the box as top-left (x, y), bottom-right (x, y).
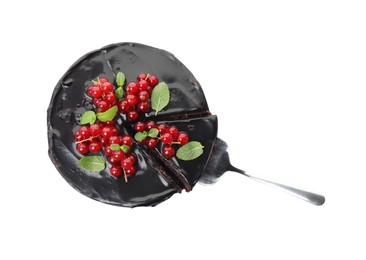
top-left (199, 138), bottom-right (325, 206)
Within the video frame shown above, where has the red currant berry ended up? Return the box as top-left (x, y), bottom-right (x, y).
top-left (87, 86), bottom-right (93, 96)
top-left (138, 80), bottom-right (149, 91)
top-left (161, 132), bottom-right (173, 144)
top-left (108, 156), bottom-right (120, 165)
top-left (77, 143), bottom-right (89, 155)
top-left (145, 120), bottom-right (157, 130)
top-left (111, 99), bottom-right (118, 106)
top-left (126, 82), bottom-right (139, 94)
top-left (113, 150), bottom-right (125, 161)
top-left (137, 101), bottom-right (150, 112)
top-left (101, 82), bottom-right (114, 94)
top-left (125, 166), bottom-right (136, 176)
top-left (110, 165), bottom-right (122, 177)
top-left (147, 138), bottom-right (158, 149)
top-left (101, 126), bottom-right (113, 139)
top-left (121, 135), bottom-right (133, 146)
top-left (138, 139), bottom-right (147, 145)
top-left (104, 145), bottom-right (113, 156)
top-left (127, 109), bottom-right (138, 121)
top-left (147, 75), bottom-right (158, 87)
top-left (100, 137), bottom-right (109, 146)
top-left (98, 77), bottom-right (108, 83)
top-left (105, 93), bottom-right (116, 104)
top-left (97, 100), bottom-right (110, 112)
top-left (74, 131), bottom-right (84, 142)
top-left (89, 86), bottom-right (102, 98)
top-left (118, 100), bottom-right (130, 113)
top-left (79, 126), bottom-right (90, 138)
top-left (137, 90), bottom-right (149, 102)
top-left (121, 157), bottom-right (133, 170)
top-left (146, 85), bottom-right (153, 95)
top-left (111, 127), bottom-right (120, 136)
top-left (162, 145), bottom-right (175, 158)
top-left (92, 98), bottom-right (102, 106)
top-left (104, 120), bottom-right (115, 127)
top-left (177, 131), bottom-right (189, 145)
top-left (109, 135), bottom-right (120, 145)
top-left (126, 94), bottom-right (138, 106)
top-left (134, 122), bottom-right (145, 132)
top-left (127, 154), bottom-right (136, 164)
top-left (89, 124), bottom-right (101, 136)
top-left (137, 73), bottom-right (147, 81)
top-left (168, 126), bottom-right (179, 139)
top-left (157, 124), bottom-right (168, 134)
top-left (89, 142), bottom-right (102, 153)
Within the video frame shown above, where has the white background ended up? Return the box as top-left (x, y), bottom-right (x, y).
top-left (1, 0), bottom-right (365, 259)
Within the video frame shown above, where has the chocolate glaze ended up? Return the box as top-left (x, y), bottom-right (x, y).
top-left (47, 43), bottom-right (218, 207)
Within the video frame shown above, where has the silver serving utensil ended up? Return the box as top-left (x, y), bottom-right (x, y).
top-left (200, 138), bottom-right (325, 206)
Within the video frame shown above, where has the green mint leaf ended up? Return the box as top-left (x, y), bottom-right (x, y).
top-left (80, 111), bottom-right (96, 125)
top-left (97, 105), bottom-right (118, 122)
top-left (134, 131), bottom-right (148, 142)
top-left (116, 72), bottom-right (125, 87)
top-left (151, 82), bottom-right (170, 115)
top-left (176, 141), bottom-right (204, 161)
top-left (79, 156), bottom-right (106, 172)
top-left (120, 144), bottom-right (130, 153)
top-left (110, 144), bottom-right (120, 151)
top-left (148, 128), bottom-right (159, 138)
top-left (115, 87), bottom-right (124, 99)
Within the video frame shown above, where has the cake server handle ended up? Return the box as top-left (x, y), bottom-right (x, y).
top-left (230, 166), bottom-right (325, 206)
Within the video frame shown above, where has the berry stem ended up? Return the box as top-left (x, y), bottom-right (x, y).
top-left (123, 169), bottom-right (128, 183)
top-left (76, 135), bottom-right (101, 144)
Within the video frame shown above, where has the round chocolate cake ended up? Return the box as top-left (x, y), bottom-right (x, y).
top-left (47, 42), bottom-right (218, 207)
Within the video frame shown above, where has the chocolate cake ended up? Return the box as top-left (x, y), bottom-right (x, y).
top-left (47, 42), bottom-right (218, 207)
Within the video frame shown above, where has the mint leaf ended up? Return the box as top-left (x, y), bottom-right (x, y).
top-left (115, 87), bottom-right (124, 99)
top-left (79, 156), bottom-right (105, 172)
top-left (97, 105), bottom-right (118, 122)
top-left (120, 144), bottom-right (130, 153)
top-left (151, 82), bottom-right (170, 115)
top-left (148, 128), bottom-right (159, 138)
top-left (116, 72), bottom-right (125, 87)
top-left (80, 111), bottom-right (96, 125)
top-left (110, 144), bottom-right (120, 151)
top-left (134, 131), bottom-right (148, 142)
top-left (176, 141), bottom-right (204, 161)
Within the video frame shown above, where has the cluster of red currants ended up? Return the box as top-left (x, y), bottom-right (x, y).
top-left (74, 76), bottom-right (142, 180)
top-left (134, 120), bottom-right (189, 158)
top-left (118, 73), bottom-right (159, 121)
top-left (74, 121), bottom-right (137, 178)
top-left (87, 78), bottom-right (118, 112)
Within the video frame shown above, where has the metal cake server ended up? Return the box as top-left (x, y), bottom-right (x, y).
top-left (200, 138), bottom-right (325, 206)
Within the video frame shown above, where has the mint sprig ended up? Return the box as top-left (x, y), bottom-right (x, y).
top-left (148, 128), bottom-right (159, 138)
top-left (115, 72), bottom-right (125, 99)
top-left (96, 105), bottom-right (118, 122)
top-left (135, 131), bottom-right (148, 142)
top-left (110, 144), bottom-right (120, 151)
top-left (115, 87), bottom-right (124, 99)
top-left (176, 141), bottom-right (204, 161)
top-left (151, 82), bottom-right (170, 115)
top-left (80, 111), bottom-right (96, 125)
top-left (120, 144), bottom-right (130, 153)
top-left (110, 144), bottom-right (130, 153)
top-left (116, 72), bottom-right (125, 87)
top-left (79, 156), bottom-right (106, 172)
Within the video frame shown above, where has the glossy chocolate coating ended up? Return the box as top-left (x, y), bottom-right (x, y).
top-left (47, 43), bottom-right (218, 207)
